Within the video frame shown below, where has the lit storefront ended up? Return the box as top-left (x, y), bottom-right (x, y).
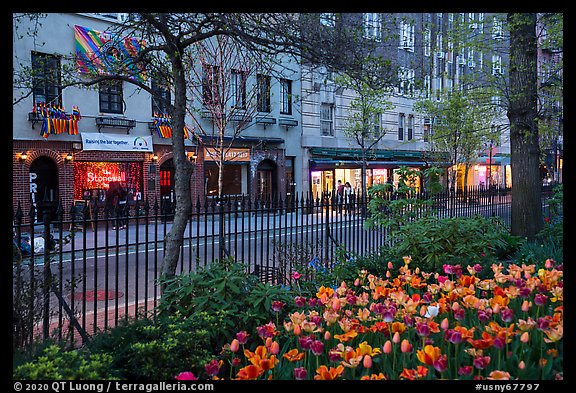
top-left (203, 147), bottom-right (250, 197)
top-left (73, 161), bottom-right (144, 202)
top-left (308, 147), bottom-right (445, 196)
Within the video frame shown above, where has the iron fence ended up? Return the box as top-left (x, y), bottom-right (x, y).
top-left (12, 185), bottom-right (552, 349)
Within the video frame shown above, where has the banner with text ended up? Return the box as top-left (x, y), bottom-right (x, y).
top-left (81, 133), bottom-right (153, 152)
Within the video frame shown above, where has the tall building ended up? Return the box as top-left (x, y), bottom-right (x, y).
top-left (301, 12), bottom-right (512, 196)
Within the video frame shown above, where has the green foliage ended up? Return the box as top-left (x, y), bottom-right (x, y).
top-left (365, 166), bottom-right (442, 234)
top-left (86, 312), bottom-right (220, 380)
top-left (157, 258), bottom-right (295, 347)
top-left (382, 215), bottom-right (523, 274)
top-left (13, 344), bottom-right (117, 380)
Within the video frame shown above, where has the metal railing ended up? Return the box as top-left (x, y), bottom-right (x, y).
top-left (12, 185), bottom-right (551, 349)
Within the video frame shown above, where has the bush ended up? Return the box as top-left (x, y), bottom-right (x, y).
top-left (13, 344), bottom-right (117, 380)
top-left (382, 215), bottom-right (523, 274)
top-left (85, 312), bottom-right (219, 380)
top-left (157, 258), bottom-right (295, 349)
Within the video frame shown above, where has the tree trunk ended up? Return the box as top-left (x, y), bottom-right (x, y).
top-left (161, 52), bottom-right (193, 286)
top-left (507, 13), bottom-right (542, 241)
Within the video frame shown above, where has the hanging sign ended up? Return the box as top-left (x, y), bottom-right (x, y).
top-left (81, 132), bottom-right (153, 152)
top-left (204, 147), bottom-right (250, 162)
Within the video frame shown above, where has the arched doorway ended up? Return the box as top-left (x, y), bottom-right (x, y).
top-left (256, 159), bottom-right (277, 202)
top-left (159, 158), bottom-right (175, 219)
top-left (29, 156), bottom-right (59, 222)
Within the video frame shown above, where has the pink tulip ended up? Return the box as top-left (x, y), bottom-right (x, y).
top-left (383, 340), bottom-right (392, 354)
top-left (230, 339), bottom-right (240, 353)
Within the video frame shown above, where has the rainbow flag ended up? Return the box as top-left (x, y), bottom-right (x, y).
top-left (74, 25), bottom-right (146, 82)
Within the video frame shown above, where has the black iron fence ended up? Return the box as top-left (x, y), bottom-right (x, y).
top-left (12, 185), bottom-right (553, 349)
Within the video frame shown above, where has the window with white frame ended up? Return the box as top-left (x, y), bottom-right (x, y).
top-left (424, 28), bottom-right (431, 57)
top-left (280, 78), bottom-right (292, 115)
top-left (399, 21), bottom-right (414, 51)
top-left (423, 75), bottom-right (431, 99)
top-left (446, 40), bottom-right (454, 63)
top-left (407, 115), bottom-right (414, 140)
top-left (491, 55), bottom-right (503, 75)
top-left (398, 113), bottom-right (405, 140)
top-left (231, 69), bottom-right (247, 109)
top-left (320, 103), bottom-right (334, 136)
top-left (467, 48), bottom-right (476, 68)
top-left (436, 33), bottom-right (444, 58)
top-left (423, 118), bottom-right (432, 142)
top-left (468, 13), bottom-right (477, 29)
top-left (398, 67), bottom-right (414, 96)
top-left (363, 13), bottom-right (382, 41)
top-left (492, 19), bottom-right (504, 39)
top-left (320, 13), bottom-right (336, 27)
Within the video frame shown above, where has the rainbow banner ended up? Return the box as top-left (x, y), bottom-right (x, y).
top-left (152, 112), bottom-right (191, 139)
top-left (74, 25), bottom-right (146, 82)
top-left (34, 102), bottom-right (81, 138)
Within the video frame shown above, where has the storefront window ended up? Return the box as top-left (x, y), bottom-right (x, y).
top-left (73, 161), bottom-right (143, 201)
top-left (205, 164), bottom-right (246, 197)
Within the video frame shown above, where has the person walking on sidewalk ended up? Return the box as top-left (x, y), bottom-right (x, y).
top-left (106, 182), bottom-right (128, 229)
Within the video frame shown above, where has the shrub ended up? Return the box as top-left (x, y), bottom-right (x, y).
top-left (382, 216), bottom-right (523, 274)
top-left (86, 312), bottom-right (219, 380)
top-left (157, 258), bottom-right (295, 348)
top-left (13, 344), bottom-right (117, 380)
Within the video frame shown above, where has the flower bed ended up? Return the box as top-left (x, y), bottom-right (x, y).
top-left (181, 257), bottom-right (563, 380)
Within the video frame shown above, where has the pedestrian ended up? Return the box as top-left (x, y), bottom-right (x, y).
top-left (336, 179), bottom-right (345, 213)
top-left (106, 182), bottom-right (128, 229)
top-left (344, 181), bottom-right (353, 214)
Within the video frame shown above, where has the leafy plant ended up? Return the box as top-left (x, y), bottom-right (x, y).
top-left (382, 215), bottom-right (523, 274)
top-left (86, 312), bottom-right (219, 380)
top-left (13, 344), bottom-right (117, 380)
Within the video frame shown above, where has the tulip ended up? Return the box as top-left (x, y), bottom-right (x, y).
top-left (230, 339), bottom-right (240, 353)
top-left (293, 323), bottom-right (302, 336)
top-left (324, 331), bottom-right (331, 341)
top-left (269, 340), bottom-right (280, 355)
top-left (520, 332), bottom-right (530, 343)
top-left (294, 367), bottom-right (308, 380)
top-left (363, 354), bottom-right (373, 369)
top-left (401, 339), bottom-right (412, 353)
top-left (518, 361), bottom-right (526, 370)
top-left (175, 371), bottom-right (198, 380)
top-left (440, 318), bottom-right (449, 331)
top-left (392, 331), bottom-right (401, 344)
top-left (383, 340), bottom-right (392, 354)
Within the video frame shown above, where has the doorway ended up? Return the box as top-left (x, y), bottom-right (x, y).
top-left (159, 158), bottom-right (175, 219)
top-left (29, 156), bottom-right (59, 222)
top-left (256, 159), bottom-right (277, 202)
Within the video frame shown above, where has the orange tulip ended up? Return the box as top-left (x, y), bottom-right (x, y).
top-left (236, 364), bottom-right (263, 380)
top-left (416, 345), bottom-right (442, 366)
top-left (314, 365), bottom-right (345, 380)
